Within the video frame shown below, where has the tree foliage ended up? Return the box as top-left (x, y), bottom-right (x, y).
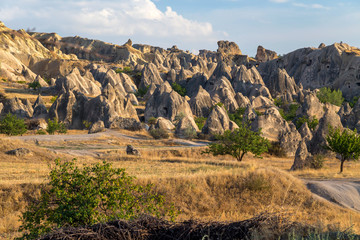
top-left (46, 118), bottom-right (67, 135)
top-left (203, 123), bottom-right (269, 162)
top-left (18, 159), bottom-right (176, 239)
top-left (0, 113), bottom-right (27, 136)
top-left (316, 87), bottom-right (344, 107)
top-left (295, 116), bottom-right (319, 131)
top-left (171, 82), bottom-right (187, 97)
top-left (326, 127), bottom-right (360, 173)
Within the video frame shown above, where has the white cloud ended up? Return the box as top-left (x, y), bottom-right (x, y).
top-left (293, 3), bottom-right (329, 10)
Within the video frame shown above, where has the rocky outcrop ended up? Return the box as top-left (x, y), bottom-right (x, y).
top-left (255, 46), bottom-right (277, 63)
top-left (262, 68), bottom-right (299, 100)
top-left (279, 123), bottom-right (302, 157)
top-left (126, 145), bottom-right (140, 156)
top-left (88, 121), bottom-right (105, 134)
top-left (155, 117), bottom-right (175, 131)
top-left (297, 92), bottom-right (325, 120)
top-left (32, 95), bottom-right (48, 118)
top-left (56, 68), bottom-right (101, 96)
top-left (144, 82), bottom-right (193, 122)
top-left (2, 97), bottom-right (33, 118)
top-left (175, 115), bottom-right (199, 138)
top-left (298, 122), bottom-right (313, 144)
top-left (109, 117), bottom-right (142, 131)
top-left (206, 76), bottom-right (238, 112)
top-left (235, 93), bottom-right (250, 108)
top-left (6, 148), bottom-right (32, 157)
top-left (232, 65), bottom-right (268, 98)
top-left (291, 140), bottom-right (312, 170)
top-left (217, 40), bottom-right (242, 57)
top-left (251, 96), bottom-right (274, 109)
top-left (139, 63), bottom-right (163, 89)
top-left (189, 86), bottom-right (213, 117)
top-left (202, 105), bottom-right (238, 135)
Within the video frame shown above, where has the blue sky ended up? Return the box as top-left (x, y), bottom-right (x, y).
top-left (1, 0), bottom-right (360, 56)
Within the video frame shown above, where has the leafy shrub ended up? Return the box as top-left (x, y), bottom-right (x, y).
top-left (183, 126), bottom-right (197, 140)
top-left (194, 117), bottom-right (207, 130)
top-left (268, 142), bottom-right (287, 158)
top-left (147, 117), bottom-right (157, 126)
top-left (254, 109), bottom-right (263, 116)
top-left (273, 98), bottom-right (283, 107)
top-left (135, 86), bottom-right (149, 97)
top-left (50, 96), bottom-right (57, 104)
top-left (279, 103), bottom-right (299, 121)
top-left (18, 159), bottom-right (176, 239)
top-left (228, 107), bottom-right (246, 125)
top-left (295, 116), bottom-right (319, 131)
top-left (316, 87), bottom-right (344, 106)
top-left (46, 118), bottom-right (67, 135)
top-left (36, 129), bottom-right (47, 135)
top-left (17, 81), bottom-right (27, 84)
top-left (28, 81), bottom-right (41, 90)
top-left (171, 82), bottom-right (186, 97)
top-left (349, 96), bottom-right (360, 108)
top-left (309, 154), bottom-right (325, 169)
top-left (82, 120), bottom-right (92, 130)
top-left (0, 113), bottom-right (27, 136)
top-left (115, 66), bottom-right (132, 74)
top-left (149, 128), bottom-right (169, 139)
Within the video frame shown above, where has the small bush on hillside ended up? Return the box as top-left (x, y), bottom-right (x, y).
top-left (46, 118), bottom-right (67, 135)
top-left (228, 107), bottom-right (246, 125)
top-left (279, 103), bottom-right (299, 121)
top-left (349, 96), bottom-right (360, 108)
top-left (194, 117), bottom-right (207, 130)
top-left (149, 128), bottom-right (169, 139)
top-left (36, 129), bottom-right (47, 135)
top-left (18, 159), bottom-right (177, 240)
top-left (82, 120), bottom-right (92, 130)
top-left (115, 66), bottom-right (132, 74)
top-left (295, 116), bottom-right (319, 131)
top-left (268, 142), bottom-right (287, 158)
top-left (28, 81), bottom-right (41, 90)
top-left (316, 87), bottom-right (344, 106)
top-left (171, 82), bottom-right (186, 97)
top-left (309, 154), bottom-right (325, 169)
top-left (135, 86), bottom-right (149, 97)
top-left (0, 113), bottom-right (27, 136)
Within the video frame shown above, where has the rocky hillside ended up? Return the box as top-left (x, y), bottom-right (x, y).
top-left (1, 22), bottom-right (360, 163)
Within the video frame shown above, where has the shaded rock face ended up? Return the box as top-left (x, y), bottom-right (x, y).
top-left (88, 121), bottom-right (105, 134)
top-left (235, 92), bottom-right (250, 108)
top-left (258, 43), bottom-right (360, 100)
top-left (144, 82), bottom-right (193, 122)
top-left (56, 68), bottom-right (101, 96)
top-left (189, 86), bottom-right (213, 117)
top-left (232, 65), bottom-right (267, 97)
top-left (298, 122), bottom-right (313, 144)
top-left (175, 115), bottom-right (199, 138)
top-left (291, 140), bottom-right (312, 171)
top-left (310, 107), bottom-right (343, 155)
top-left (33, 95), bottom-right (48, 118)
top-left (139, 63), bottom-right (163, 89)
top-left (206, 76), bottom-right (238, 113)
top-left (279, 123), bottom-right (302, 157)
top-left (3, 97), bottom-right (33, 118)
top-left (255, 46), bottom-right (277, 63)
top-left (202, 105), bottom-right (238, 135)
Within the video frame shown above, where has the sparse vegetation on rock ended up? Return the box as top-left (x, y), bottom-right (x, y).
top-left (317, 87), bottom-right (344, 107)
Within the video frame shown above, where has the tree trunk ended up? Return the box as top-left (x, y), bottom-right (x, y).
top-left (340, 159), bottom-right (345, 173)
top-left (237, 152), bottom-right (246, 162)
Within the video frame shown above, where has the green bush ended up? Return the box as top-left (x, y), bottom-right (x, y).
top-left (279, 103), bottom-right (299, 121)
top-left (273, 98), bottom-right (283, 107)
top-left (82, 120), bottom-right (92, 130)
top-left (149, 128), bottom-right (169, 139)
top-left (268, 142), bottom-right (287, 158)
top-left (171, 82), bottom-right (186, 97)
top-left (228, 107), bottom-right (246, 125)
top-left (0, 113), bottom-right (27, 136)
top-left (28, 81), bottom-right (41, 90)
top-left (194, 117), bottom-right (207, 130)
top-left (349, 96), bottom-right (360, 108)
top-left (46, 118), bottom-right (67, 135)
top-left (36, 129), bottom-right (47, 135)
top-left (115, 66), bottom-right (132, 74)
top-left (295, 116), bottom-right (319, 131)
top-left (135, 86), bottom-right (149, 97)
top-left (309, 154), bottom-right (325, 169)
top-left (316, 87), bottom-right (344, 106)
top-left (18, 159), bottom-right (176, 239)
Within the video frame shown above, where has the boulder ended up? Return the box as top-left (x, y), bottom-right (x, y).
top-left (88, 120), bottom-right (105, 134)
top-left (155, 117), bottom-right (175, 131)
top-left (189, 86), bottom-right (213, 117)
top-left (109, 117), bottom-right (142, 131)
top-left (175, 115), bottom-right (199, 138)
top-left (6, 148), bottom-right (32, 157)
top-left (217, 40), bottom-right (242, 56)
top-left (202, 105), bottom-right (238, 135)
top-left (144, 82), bottom-right (193, 122)
top-left (291, 140), bottom-right (312, 171)
top-left (255, 46), bottom-right (277, 63)
top-left (126, 145), bottom-right (140, 156)
top-left (251, 96), bottom-right (274, 109)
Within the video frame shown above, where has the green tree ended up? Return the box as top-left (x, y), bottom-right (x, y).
top-left (0, 113), bottom-right (27, 136)
top-left (316, 87), bottom-right (344, 106)
top-left (46, 118), bottom-right (67, 135)
top-left (326, 127), bottom-right (360, 173)
top-left (18, 159), bottom-right (176, 240)
top-left (203, 123), bottom-right (269, 162)
top-left (171, 82), bottom-right (187, 97)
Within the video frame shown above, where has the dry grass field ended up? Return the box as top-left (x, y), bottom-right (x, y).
top-left (0, 130), bottom-right (360, 239)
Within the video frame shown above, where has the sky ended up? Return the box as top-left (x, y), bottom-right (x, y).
top-left (1, 0), bottom-right (360, 56)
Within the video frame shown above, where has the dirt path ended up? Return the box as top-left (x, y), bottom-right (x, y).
top-left (306, 179), bottom-right (360, 212)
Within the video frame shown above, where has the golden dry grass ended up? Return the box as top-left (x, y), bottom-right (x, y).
top-left (0, 134), bottom-right (359, 239)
